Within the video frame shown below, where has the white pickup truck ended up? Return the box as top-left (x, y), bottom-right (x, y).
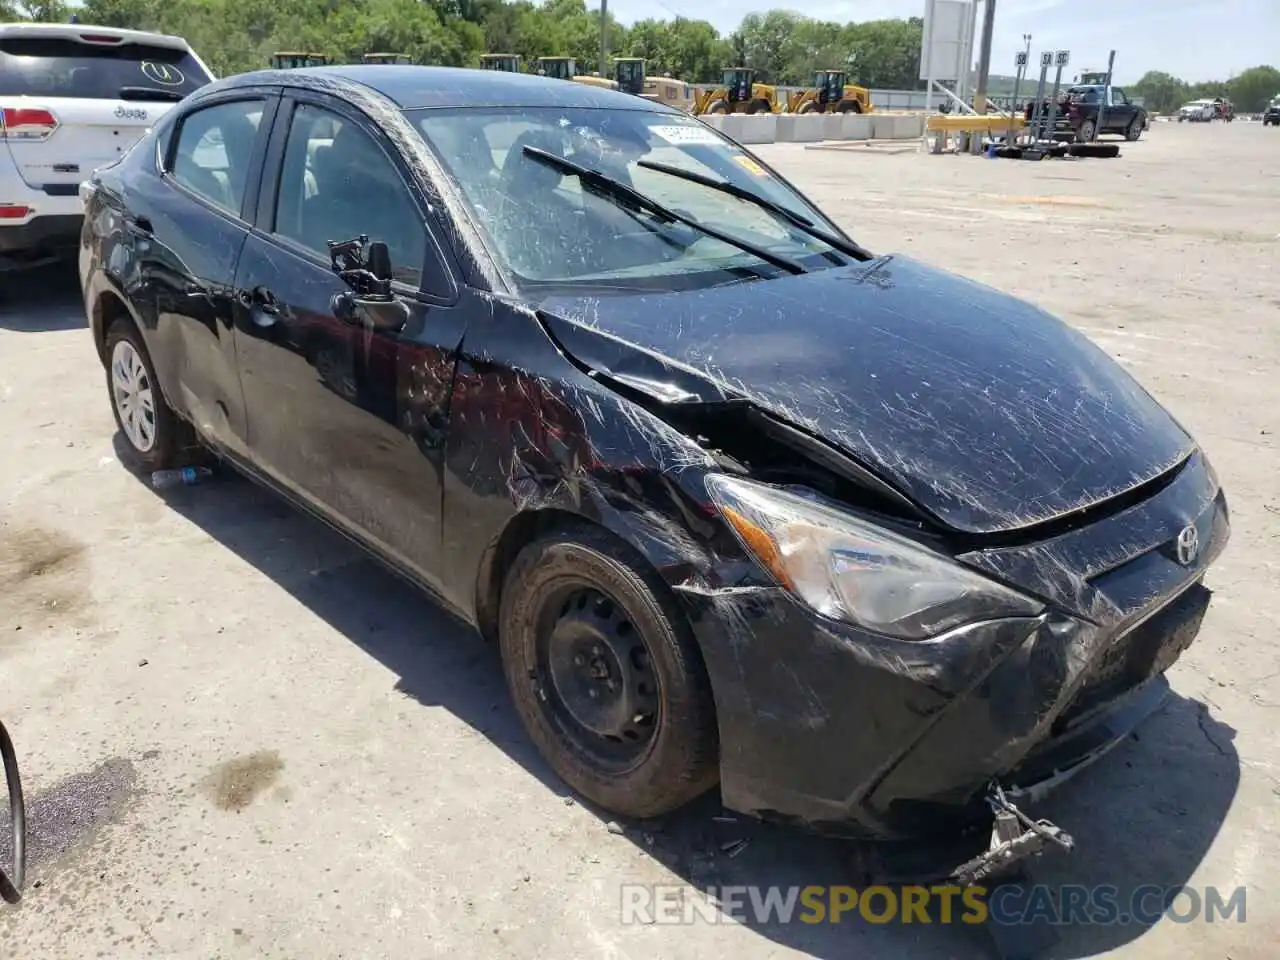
top-left (0, 22), bottom-right (214, 269)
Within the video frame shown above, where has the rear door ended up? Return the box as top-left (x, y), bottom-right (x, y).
top-left (130, 90), bottom-right (279, 457)
top-left (0, 32), bottom-right (213, 192)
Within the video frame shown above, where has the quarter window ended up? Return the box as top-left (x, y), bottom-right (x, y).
top-left (273, 103), bottom-right (425, 286)
top-left (170, 100), bottom-right (264, 216)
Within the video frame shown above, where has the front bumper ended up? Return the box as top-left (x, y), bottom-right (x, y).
top-left (679, 453), bottom-right (1229, 841)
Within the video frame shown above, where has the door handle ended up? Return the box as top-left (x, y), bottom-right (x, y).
top-left (238, 286), bottom-right (281, 328)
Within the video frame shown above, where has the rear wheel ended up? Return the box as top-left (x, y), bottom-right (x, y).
top-left (1077, 118), bottom-right (1097, 142)
top-left (1125, 115), bottom-right (1143, 141)
top-left (836, 100), bottom-right (862, 114)
top-left (746, 99), bottom-right (771, 115)
top-left (104, 319), bottom-right (200, 473)
top-left (498, 525), bottom-right (719, 818)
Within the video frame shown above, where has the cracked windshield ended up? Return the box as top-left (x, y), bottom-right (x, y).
top-left (413, 107), bottom-right (850, 289)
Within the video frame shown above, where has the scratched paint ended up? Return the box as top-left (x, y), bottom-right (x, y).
top-left (79, 64), bottom-right (1231, 844)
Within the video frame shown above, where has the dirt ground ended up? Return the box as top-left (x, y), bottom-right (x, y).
top-left (1, 121), bottom-right (1276, 959)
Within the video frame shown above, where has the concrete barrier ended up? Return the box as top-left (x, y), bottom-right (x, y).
top-left (773, 115), bottom-right (798, 142)
top-left (718, 115), bottom-right (744, 141)
top-left (775, 115), bottom-right (825, 143)
top-left (792, 115), bottom-right (824, 142)
top-left (692, 110), bottom-right (926, 146)
top-left (735, 115), bottom-right (777, 144)
top-left (841, 114), bottom-right (873, 140)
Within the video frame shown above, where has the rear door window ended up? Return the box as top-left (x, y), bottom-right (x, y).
top-left (169, 100), bottom-right (265, 217)
top-left (0, 37), bottom-right (212, 101)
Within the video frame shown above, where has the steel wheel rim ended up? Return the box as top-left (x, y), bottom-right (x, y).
top-left (110, 339), bottom-right (157, 453)
top-left (534, 584), bottom-right (662, 774)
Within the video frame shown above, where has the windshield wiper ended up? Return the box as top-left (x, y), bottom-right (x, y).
top-left (637, 159), bottom-right (873, 262)
top-left (118, 86), bottom-right (185, 102)
top-left (522, 146), bottom-right (805, 276)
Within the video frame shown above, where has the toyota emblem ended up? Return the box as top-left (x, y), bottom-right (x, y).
top-left (1175, 524), bottom-right (1200, 566)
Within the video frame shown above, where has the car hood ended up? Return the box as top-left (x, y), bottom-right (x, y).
top-left (537, 255), bottom-right (1196, 535)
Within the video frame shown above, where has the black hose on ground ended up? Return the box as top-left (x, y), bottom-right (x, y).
top-left (0, 720), bottom-right (25, 904)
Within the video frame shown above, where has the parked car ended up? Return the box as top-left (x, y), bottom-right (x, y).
top-left (80, 66), bottom-right (1229, 852)
top-left (1024, 84), bottom-right (1146, 141)
top-left (1178, 99), bottom-right (1216, 122)
top-left (0, 22), bottom-right (213, 270)
top-left (1263, 97), bottom-right (1280, 127)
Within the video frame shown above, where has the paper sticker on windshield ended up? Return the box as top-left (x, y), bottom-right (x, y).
top-left (141, 61), bottom-right (185, 86)
top-left (649, 124), bottom-right (721, 145)
top-left (732, 154), bottom-right (768, 177)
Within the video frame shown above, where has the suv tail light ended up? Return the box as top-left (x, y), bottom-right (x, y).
top-left (0, 205), bottom-right (32, 219)
top-left (1, 107), bottom-right (59, 141)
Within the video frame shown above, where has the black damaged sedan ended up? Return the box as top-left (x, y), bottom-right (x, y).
top-left (80, 66), bottom-right (1228, 851)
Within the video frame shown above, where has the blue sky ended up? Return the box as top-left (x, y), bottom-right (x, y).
top-left (604, 0), bottom-right (1279, 83)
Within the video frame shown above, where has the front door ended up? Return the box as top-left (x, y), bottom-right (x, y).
top-left (232, 96), bottom-right (466, 589)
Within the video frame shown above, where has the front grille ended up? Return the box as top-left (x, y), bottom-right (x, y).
top-left (1057, 582), bottom-right (1211, 729)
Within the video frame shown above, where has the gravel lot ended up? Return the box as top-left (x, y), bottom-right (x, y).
top-left (1, 121), bottom-right (1276, 959)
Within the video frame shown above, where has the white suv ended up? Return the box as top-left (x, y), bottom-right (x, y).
top-left (0, 22), bottom-right (214, 268)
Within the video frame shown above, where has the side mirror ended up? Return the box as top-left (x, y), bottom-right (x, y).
top-left (327, 236), bottom-right (407, 333)
top-left (333, 293), bottom-right (408, 332)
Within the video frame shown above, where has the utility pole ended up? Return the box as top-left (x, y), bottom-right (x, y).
top-left (973, 0), bottom-right (997, 114)
top-left (600, 0), bottom-right (609, 78)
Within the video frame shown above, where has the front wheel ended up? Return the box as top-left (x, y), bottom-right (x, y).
top-left (104, 319), bottom-right (200, 473)
top-left (746, 99), bottom-right (771, 115)
top-left (836, 100), bottom-right (862, 114)
top-left (705, 99), bottom-right (729, 115)
top-left (498, 525), bottom-right (719, 818)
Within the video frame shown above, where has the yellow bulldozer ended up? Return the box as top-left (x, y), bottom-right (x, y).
top-left (479, 53), bottom-right (521, 72)
top-left (693, 67), bottom-right (781, 115)
top-left (270, 52), bottom-right (329, 70)
top-left (362, 53), bottom-right (412, 65)
top-left (786, 70), bottom-right (874, 114)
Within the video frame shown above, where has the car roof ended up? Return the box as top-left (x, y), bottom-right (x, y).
top-left (0, 21), bottom-right (192, 51)
top-left (218, 64), bottom-right (681, 112)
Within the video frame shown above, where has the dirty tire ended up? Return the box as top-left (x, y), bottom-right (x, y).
top-left (1077, 118), bottom-right (1097, 142)
top-left (746, 99), bottom-right (770, 115)
top-left (498, 525), bottom-right (719, 819)
top-left (797, 100), bottom-right (818, 115)
top-left (104, 319), bottom-right (199, 474)
top-left (1125, 116), bottom-right (1143, 141)
top-left (706, 99), bottom-right (729, 115)
top-left (836, 100), bottom-right (862, 114)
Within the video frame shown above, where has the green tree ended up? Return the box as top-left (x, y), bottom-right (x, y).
top-left (1131, 70), bottom-right (1187, 114)
top-left (1227, 65), bottom-right (1280, 112)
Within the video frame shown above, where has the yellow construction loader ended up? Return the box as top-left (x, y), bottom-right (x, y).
top-left (479, 53), bottom-right (521, 72)
top-left (693, 68), bottom-right (781, 115)
top-left (614, 57), bottom-right (646, 96)
top-left (534, 56), bottom-right (578, 81)
top-left (786, 70), bottom-right (874, 114)
top-left (270, 52), bottom-right (329, 70)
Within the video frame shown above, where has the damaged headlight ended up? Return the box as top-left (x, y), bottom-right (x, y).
top-left (705, 474), bottom-right (1044, 639)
